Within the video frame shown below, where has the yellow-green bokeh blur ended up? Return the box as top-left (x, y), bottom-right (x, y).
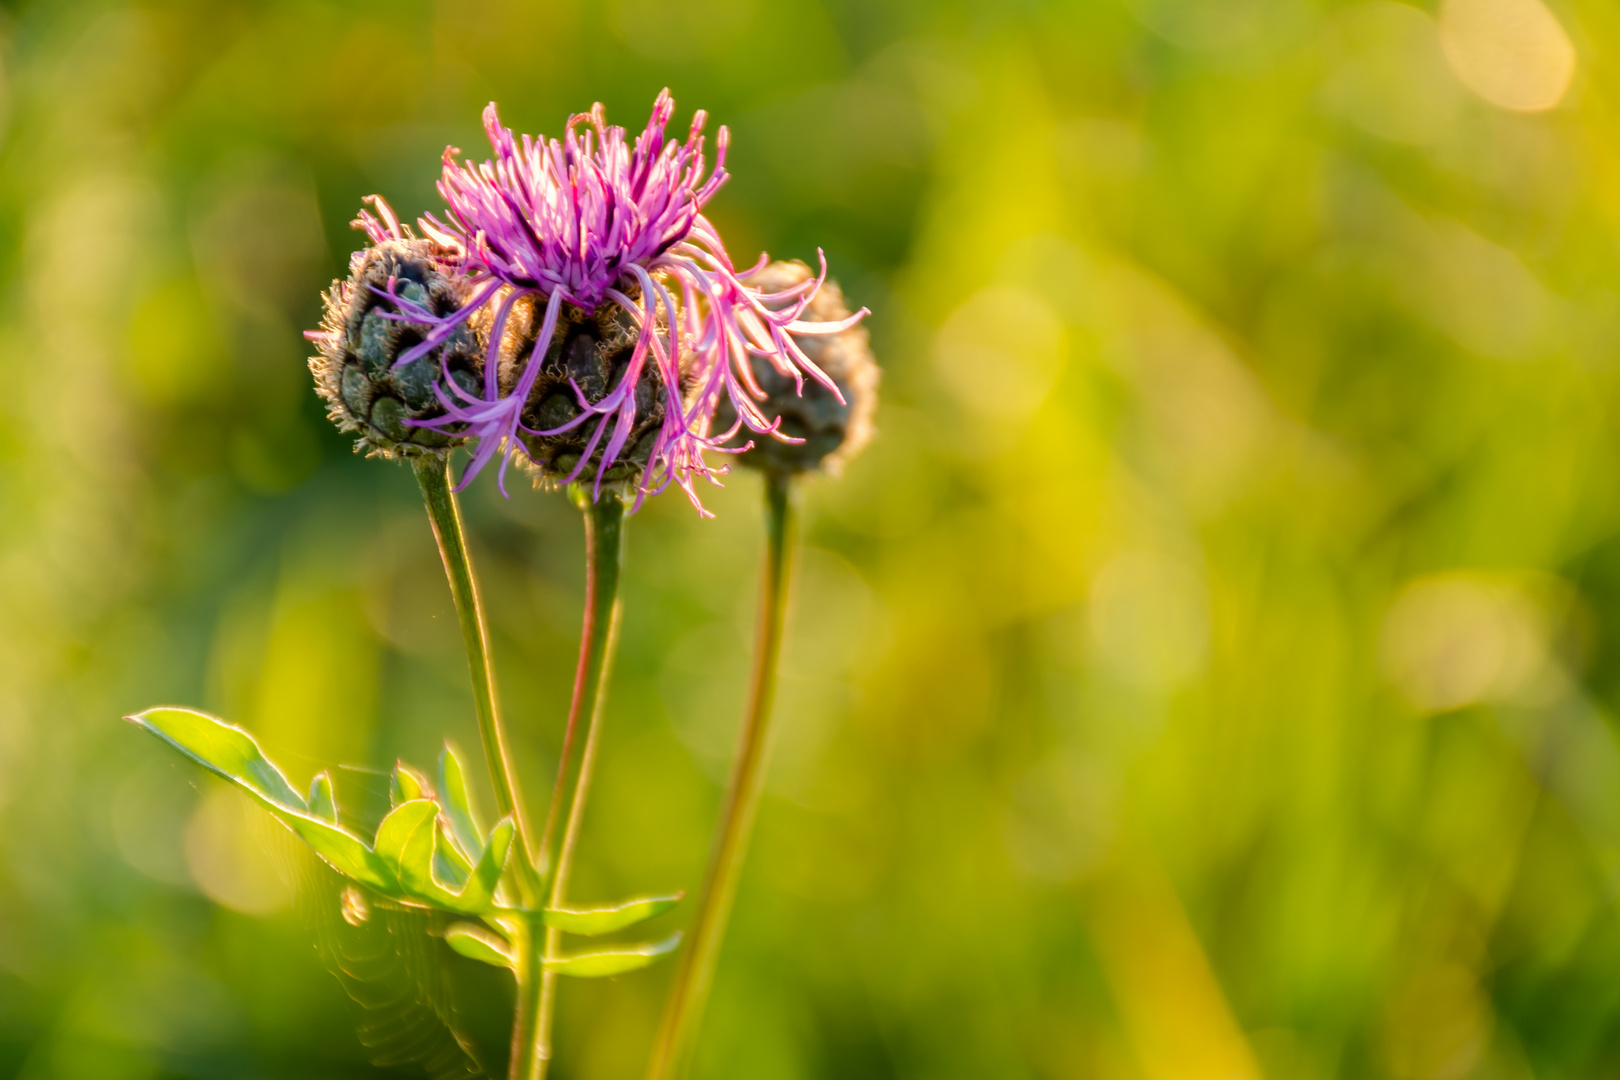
top-left (2, 0), bottom-right (1619, 1076)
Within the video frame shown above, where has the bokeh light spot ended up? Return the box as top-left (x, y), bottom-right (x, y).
top-left (1439, 0), bottom-right (1576, 112)
top-left (1380, 573), bottom-right (1549, 713)
top-left (183, 785), bottom-right (290, 915)
top-left (935, 285), bottom-right (1067, 425)
top-left (1088, 551), bottom-right (1211, 690)
top-left (340, 885), bottom-right (370, 926)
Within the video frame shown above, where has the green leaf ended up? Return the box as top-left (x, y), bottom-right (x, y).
top-left (375, 800), bottom-right (438, 874)
top-left (444, 923), bottom-right (514, 969)
top-left (390, 762), bottom-right (430, 807)
top-left (438, 743), bottom-right (484, 861)
top-left (308, 772), bottom-right (337, 823)
top-left (431, 818), bottom-right (472, 889)
top-left (282, 814), bottom-right (396, 891)
top-left (449, 817), bottom-right (514, 914)
top-left (544, 933), bottom-right (682, 978)
top-left (376, 801), bottom-right (515, 914)
top-left (395, 806), bottom-right (443, 901)
top-left (125, 707), bottom-right (396, 892)
top-left (128, 706), bottom-right (306, 810)
top-left (543, 893), bottom-right (684, 936)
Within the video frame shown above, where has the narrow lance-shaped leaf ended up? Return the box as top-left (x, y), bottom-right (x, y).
top-left (390, 761), bottom-right (431, 807)
top-left (431, 818), bottom-right (473, 890)
top-left (382, 800), bottom-right (515, 915)
top-left (308, 771), bottom-right (337, 823)
top-left (444, 923), bottom-right (514, 969)
top-left (131, 706), bottom-right (306, 809)
top-left (442, 817), bottom-right (515, 915)
top-left (280, 816), bottom-right (396, 892)
top-left (438, 743), bottom-right (484, 861)
top-left (545, 933), bottom-right (683, 978)
top-left (543, 893), bottom-right (684, 936)
top-left (125, 707), bottom-right (396, 892)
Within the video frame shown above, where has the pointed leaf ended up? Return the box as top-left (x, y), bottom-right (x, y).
top-left (375, 799), bottom-right (438, 873)
top-left (308, 772), bottom-right (337, 823)
top-left (127, 707), bottom-right (305, 810)
top-left (438, 743), bottom-right (484, 860)
top-left (431, 818), bottom-right (472, 889)
top-left (283, 815), bottom-right (397, 891)
top-left (544, 933), bottom-right (682, 978)
top-left (446, 817), bottom-right (514, 915)
top-left (444, 923), bottom-right (514, 969)
top-left (543, 893), bottom-right (684, 936)
top-left (390, 762), bottom-right (430, 807)
top-left (376, 804), bottom-right (514, 915)
top-left (125, 707), bottom-right (395, 892)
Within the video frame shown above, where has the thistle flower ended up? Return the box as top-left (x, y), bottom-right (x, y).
top-left (491, 288), bottom-right (688, 488)
top-left (714, 261), bottom-right (878, 476)
top-left (306, 201), bottom-right (484, 458)
top-left (392, 89), bottom-right (868, 511)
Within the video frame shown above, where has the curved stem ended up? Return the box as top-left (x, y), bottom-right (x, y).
top-left (528, 491), bottom-right (627, 1080)
top-left (645, 471), bottom-right (794, 1080)
top-left (411, 454), bottom-right (539, 901)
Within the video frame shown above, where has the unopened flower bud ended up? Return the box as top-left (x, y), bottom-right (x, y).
top-left (501, 291), bottom-right (685, 490)
top-left (715, 261), bottom-right (878, 476)
top-left (308, 239), bottom-right (485, 458)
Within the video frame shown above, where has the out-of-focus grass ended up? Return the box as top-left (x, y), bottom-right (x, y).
top-left (2, 0), bottom-right (1620, 1076)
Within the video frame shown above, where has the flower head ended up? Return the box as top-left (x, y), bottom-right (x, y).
top-left (306, 204), bottom-right (485, 459)
top-left (496, 287), bottom-right (689, 489)
top-left (713, 261), bottom-right (879, 476)
top-left (392, 90), bottom-right (868, 512)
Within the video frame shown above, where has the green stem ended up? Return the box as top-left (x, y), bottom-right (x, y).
top-left (411, 454), bottom-right (539, 901)
top-left (507, 917), bottom-right (544, 1080)
top-left (413, 455), bottom-right (549, 1080)
top-left (645, 471), bottom-right (794, 1080)
top-left (528, 491), bottom-right (626, 1080)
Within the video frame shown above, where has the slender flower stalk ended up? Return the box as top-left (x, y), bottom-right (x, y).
top-left (647, 263), bottom-right (873, 1078)
top-left (534, 491), bottom-right (625, 886)
top-left (415, 453), bottom-right (553, 1080)
top-left (411, 454), bottom-right (541, 905)
top-left (528, 492), bottom-right (627, 1079)
top-left (645, 472), bottom-right (794, 1080)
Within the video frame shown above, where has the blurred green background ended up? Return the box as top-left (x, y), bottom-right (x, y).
top-left (1, 0), bottom-right (1618, 1076)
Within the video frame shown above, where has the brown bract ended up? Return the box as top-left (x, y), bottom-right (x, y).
top-left (309, 239), bottom-right (484, 459)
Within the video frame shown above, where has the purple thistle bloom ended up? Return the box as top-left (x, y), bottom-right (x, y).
top-left (377, 89), bottom-right (868, 512)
